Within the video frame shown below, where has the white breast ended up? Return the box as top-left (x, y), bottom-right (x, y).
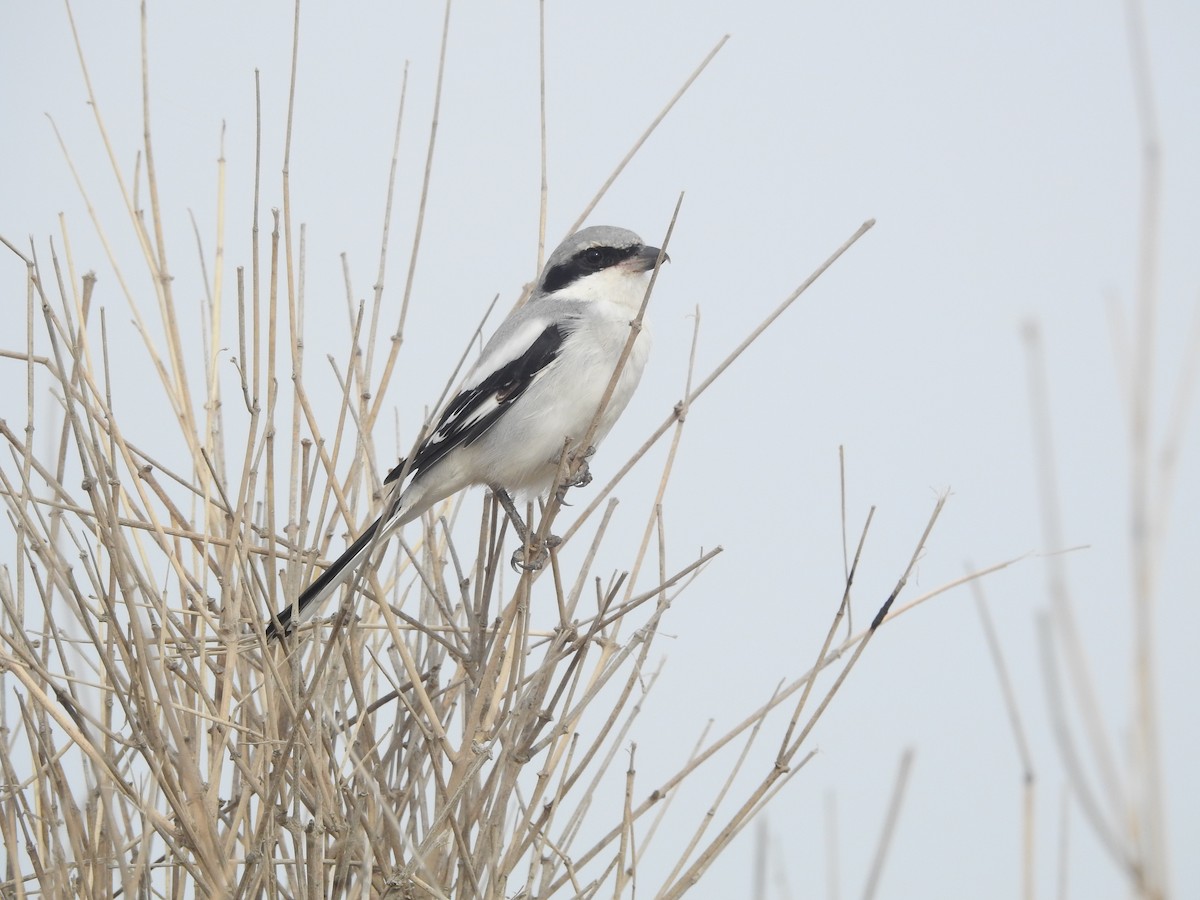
top-left (469, 301), bottom-right (651, 496)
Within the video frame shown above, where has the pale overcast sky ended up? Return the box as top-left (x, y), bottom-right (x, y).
top-left (4, 2), bottom-right (1199, 896)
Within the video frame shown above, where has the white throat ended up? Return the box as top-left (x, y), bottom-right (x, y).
top-left (551, 266), bottom-right (653, 314)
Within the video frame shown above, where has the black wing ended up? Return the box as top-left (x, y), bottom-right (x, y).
top-left (384, 322), bottom-right (567, 485)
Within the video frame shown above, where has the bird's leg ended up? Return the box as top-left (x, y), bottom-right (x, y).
top-left (493, 488), bottom-right (533, 542)
top-left (492, 487), bottom-right (559, 572)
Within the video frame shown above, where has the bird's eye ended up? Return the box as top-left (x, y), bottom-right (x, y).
top-left (583, 248), bottom-right (607, 268)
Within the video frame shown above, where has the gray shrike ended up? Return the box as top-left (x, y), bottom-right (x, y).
top-left (267, 225), bottom-right (665, 639)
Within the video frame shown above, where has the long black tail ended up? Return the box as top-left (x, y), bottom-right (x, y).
top-left (266, 515), bottom-right (383, 640)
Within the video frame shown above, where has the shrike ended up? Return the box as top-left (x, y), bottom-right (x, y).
top-left (267, 225), bottom-right (665, 639)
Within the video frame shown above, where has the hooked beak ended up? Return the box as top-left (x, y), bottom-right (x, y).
top-left (627, 244), bottom-right (669, 273)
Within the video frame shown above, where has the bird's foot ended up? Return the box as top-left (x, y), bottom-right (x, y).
top-left (510, 534), bottom-right (561, 572)
top-left (555, 446), bottom-right (596, 503)
top-left (492, 486), bottom-right (562, 572)
top-left (568, 460), bottom-right (593, 490)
